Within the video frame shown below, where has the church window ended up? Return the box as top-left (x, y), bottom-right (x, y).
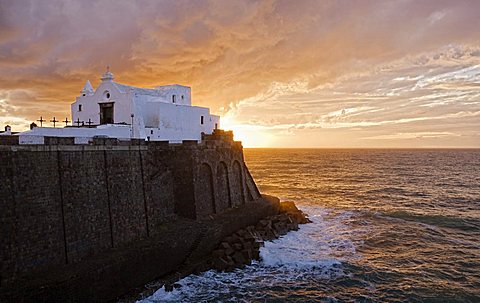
top-left (82, 93), bottom-right (86, 96)
top-left (106, 92), bottom-right (110, 99)
top-left (201, 116), bottom-right (204, 125)
top-left (172, 95), bottom-right (176, 103)
top-left (103, 90), bottom-right (111, 100)
top-left (78, 104), bottom-right (82, 112)
top-left (150, 130), bottom-right (154, 135)
top-left (181, 95), bottom-right (184, 100)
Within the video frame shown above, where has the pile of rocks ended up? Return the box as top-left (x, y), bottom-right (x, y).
top-left (211, 201), bottom-right (311, 271)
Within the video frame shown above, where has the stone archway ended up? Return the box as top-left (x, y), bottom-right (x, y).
top-left (197, 163), bottom-right (216, 217)
top-left (231, 160), bottom-right (245, 206)
top-left (216, 161), bottom-right (231, 212)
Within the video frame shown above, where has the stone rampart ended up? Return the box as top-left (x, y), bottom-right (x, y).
top-left (0, 130), bottom-right (261, 291)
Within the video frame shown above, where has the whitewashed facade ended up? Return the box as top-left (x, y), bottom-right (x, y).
top-left (16, 69), bottom-right (220, 144)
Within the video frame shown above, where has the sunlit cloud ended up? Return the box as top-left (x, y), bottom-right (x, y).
top-left (1, 0), bottom-right (480, 147)
top-left (361, 132), bottom-right (460, 140)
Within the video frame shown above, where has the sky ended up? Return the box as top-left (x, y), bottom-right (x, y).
top-left (1, 0), bottom-right (479, 148)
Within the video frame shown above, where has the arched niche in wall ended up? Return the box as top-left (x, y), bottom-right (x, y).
top-left (231, 160), bottom-right (245, 207)
top-left (197, 163), bottom-right (216, 217)
top-left (216, 161), bottom-right (231, 212)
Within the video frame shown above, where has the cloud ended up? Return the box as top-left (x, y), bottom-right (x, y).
top-left (223, 45), bottom-right (480, 147)
top-left (428, 10), bottom-right (447, 25)
top-left (1, 0), bottom-right (480, 146)
top-left (361, 132), bottom-right (459, 140)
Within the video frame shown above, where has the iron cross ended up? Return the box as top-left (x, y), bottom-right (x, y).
top-left (74, 118), bottom-right (83, 127)
top-left (37, 116), bottom-right (45, 127)
top-left (50, 117), bottom-right (58, 128)
top-left (63, 118), bottom-right (70, 126)
top-left (86, 118), bottom-right (94, 126)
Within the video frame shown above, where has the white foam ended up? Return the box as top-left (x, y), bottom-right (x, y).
top-left (138, 205), bottom-right (366, 302)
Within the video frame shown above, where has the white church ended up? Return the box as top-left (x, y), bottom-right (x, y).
top-left (13, 69), bottom-right (220, 144)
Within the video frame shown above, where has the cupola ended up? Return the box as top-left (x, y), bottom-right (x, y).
top-left (101, 66), bottom-right (114, 82)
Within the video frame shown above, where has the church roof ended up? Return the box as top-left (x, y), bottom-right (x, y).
top-left (95, 68), bottom-right (190, 99)
top-left (112, 82), bottom-right (188, 98)
top-left (81, 80), bottom-right (94, 94)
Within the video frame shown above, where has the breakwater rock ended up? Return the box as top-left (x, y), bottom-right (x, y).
top-left (144, 201), bottom-right (311, 299)
top-left (211, 201), bottom-right (311, 272)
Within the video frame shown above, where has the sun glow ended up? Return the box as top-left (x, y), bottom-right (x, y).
top-left (221, 116), bottom-right (275, 148)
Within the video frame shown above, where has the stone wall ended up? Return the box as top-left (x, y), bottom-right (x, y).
top-left (0, 130), bottom-right (261, 287)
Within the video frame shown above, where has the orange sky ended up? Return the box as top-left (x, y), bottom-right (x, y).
top-left (1, 0), bottom-right (479, 147)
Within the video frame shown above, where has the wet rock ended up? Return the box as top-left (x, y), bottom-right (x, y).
top-left (164, 283), bottom-right (173, 292)
top-left (232, 251), bottom-right (246, 265)
top-left (233, 243), bottom-right (243, 250)
top-left (210, 201), bottom-right (310, 272)
top-left (220, 242), bottom-right (234, 256)
top-left (212, 249), bottom-right (224, 258)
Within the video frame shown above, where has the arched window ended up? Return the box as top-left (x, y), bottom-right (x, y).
top-left (172, 95), bottom-right (176, 103)
top-left (103, 91), bottom-right (111, 100)
top-left (78, 104), bottom-right (82, 112)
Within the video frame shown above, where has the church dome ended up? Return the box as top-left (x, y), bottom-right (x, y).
top-left (101, 66), bottom-right (114, 81)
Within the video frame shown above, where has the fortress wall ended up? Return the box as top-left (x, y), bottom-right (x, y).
top-left (192, 143), bottom-right (249, 218)
top-left (0, 152), bottom-right (13, 284)
top-left (0, 150), bottom-right (65, 282)
top-left (105, 150), bottom-right (148, 245)
top-left (0, 134), bottom-right (262, 287)
top-left (170, 147), bottom-right (197, 219)
top-left (141, 148), bottom-right (175, 235)
top-left (59, 150), bottom-right (112, 263)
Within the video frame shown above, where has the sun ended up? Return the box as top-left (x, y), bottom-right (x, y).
top-left (221, 116), bottom-right (275, 148)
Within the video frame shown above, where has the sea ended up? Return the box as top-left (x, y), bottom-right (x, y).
top-left (138, 149), bottom-right (480, 302)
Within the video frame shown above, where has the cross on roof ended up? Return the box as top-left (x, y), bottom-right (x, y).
top-left (37, 116), bottom-right (45, 127)
top-left (63, 118), bottom-right (70, 126)
top-left (74, 118), bottom-right (83, 127)
top-left (50, 117), bottom-right (58, 128)
top-left (86, 118), bottom-right (94, 126)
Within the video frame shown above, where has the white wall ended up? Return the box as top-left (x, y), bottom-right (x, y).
top-left (67, 77), bottom-right (220, 143)
top-left (71, 81), bottom-right (133, 126)
top-left (18, 125), bottom-right (132, 144)
top-left (154, 85), bottom-right (191, 106)
top-left (139, 100), bottom-right (218, 141)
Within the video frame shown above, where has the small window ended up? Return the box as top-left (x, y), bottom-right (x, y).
top-left (78, 104), bottom-right (82, 112)
top-left (103, 91), bottom-right (111, 100)
top-left (215, 123), bottom-right (218, 129)
top-left (172, 95), bottom-right (176, 103)
top-left (82, 93), bottom-right (86, 96)
top-left (150, 130), bottom-right (154, 135)
top-left (181, 95), bottom-right (184, 100)
top-left (200, 116), bottom-right (204, 125)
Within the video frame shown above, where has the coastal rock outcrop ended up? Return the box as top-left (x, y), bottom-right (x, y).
top-left (210, 201), bottom-right (311, 271)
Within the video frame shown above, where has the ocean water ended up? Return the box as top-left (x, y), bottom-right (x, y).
top-left (139, 149), bottom-right (480, 302)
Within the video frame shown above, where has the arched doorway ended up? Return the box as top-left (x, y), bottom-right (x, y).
top-left (216, 162), bottom-right (231, 212)
top-left (231, 161), bottom-right (245, 206)
top-left (197, 163), bottom-right (216, 217)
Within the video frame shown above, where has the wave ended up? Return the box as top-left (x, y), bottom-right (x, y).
top-left (380, 210), bottom-right (480, 231)
top-left (138, 206), bottom-right (362, 302)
